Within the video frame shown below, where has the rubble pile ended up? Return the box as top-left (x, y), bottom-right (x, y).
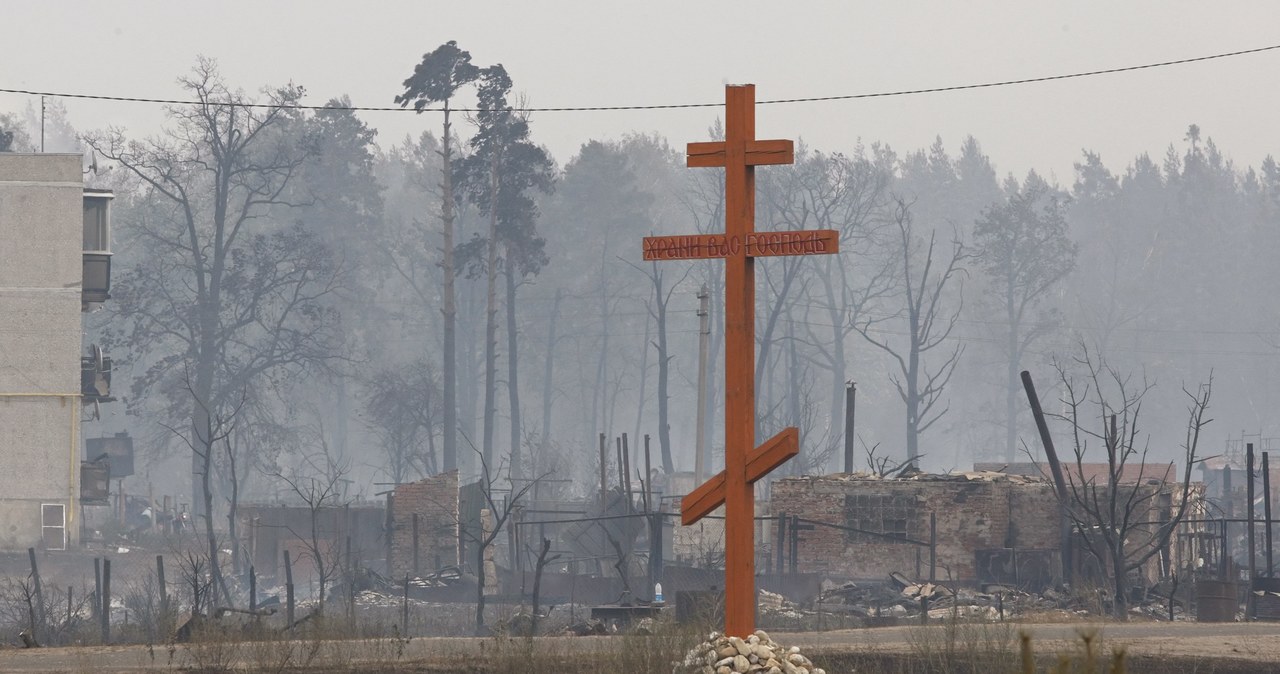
top-left (562, 619), bottom-right (608, 636)
top-left (814, 579), bottom-right (902, 617)
top-left (355, 589), bottom-right (421, 608)
top-left (676, 630), bottom-right (826, 674)
top-left (804, 573), bottom-right (1193, 624)
top-left (407, 565), bottom-right (463, 588)
top-left (757, 590), bottom-right (808, 622)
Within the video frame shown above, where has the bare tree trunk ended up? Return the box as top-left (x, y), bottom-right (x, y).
top-left (226, 431), bottom-right (240, 576)
top-left (482, 155), bottom-right (499, 470)
top-left (424, 382), bottom-right (438, 475)
top-left (633, 312), bottom-right (651, 446)
top-left (591, 253), bottom-right (611, 440)
top-left (192, 342), bottom-right (217, 519)
top-left (655, 274), bottom-right (673, 474)
top-left (505, 255), bottom-right (523, 476)
top-left (312, 507), bottom-right (328, 611)
top-left (530, 537), bottom-right (553, 636)
top-left (786, 310), bottom-right (803, 472)
top-left (753, 259), bottom-right (801, 439)
top-left (539, 290), bottom-right (562, 456)
top-left (906, 333), bottom-right (921, 467)
top-left (199, 422), bottom-right (227, 609)
top-left (1005, 314), bottom-right (1019, 463)
top-left (459, 284), bottom-right (481, 476)
top-left (820, 257), bottom-right (851, 452)
top-left (334, 374), bottom-right (350, 460)
top-left (1112, 546), bottom-right (1128, 619)
top-left (440, 103), bottom-right (459, 474)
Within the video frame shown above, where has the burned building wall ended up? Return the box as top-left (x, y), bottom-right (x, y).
top-left (241, 503), bottom-right (385, 586)
top-left (771, 473), bottom-right (1060, 583)
top-left (390, 470), bottom-right (460, 578)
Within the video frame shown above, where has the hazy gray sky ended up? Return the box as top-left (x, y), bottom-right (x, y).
top-left (4, 1), bottom-right (1279, 180)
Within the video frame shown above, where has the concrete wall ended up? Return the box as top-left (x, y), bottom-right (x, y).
top-left (0, 154), bottom-right (84, 550)
top-left (770, 474), bottom-right (1060, 583)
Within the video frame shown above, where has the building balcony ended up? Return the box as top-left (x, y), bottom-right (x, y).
top-left (83, 189), bottom-right (113, 311)
top-left (83, 251), bottom-right (111, 305)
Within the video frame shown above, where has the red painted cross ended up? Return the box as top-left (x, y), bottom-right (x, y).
top-left (641, 85), bottom-right (838, 636)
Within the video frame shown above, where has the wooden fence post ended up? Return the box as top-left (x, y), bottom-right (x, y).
top-left (284, 549), bottom-right (295, 627)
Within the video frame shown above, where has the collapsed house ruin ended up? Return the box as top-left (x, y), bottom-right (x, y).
top-left (230, 458), bottom-right (1223, 624)
top-left (770, 471), bottom-right (1060, 587)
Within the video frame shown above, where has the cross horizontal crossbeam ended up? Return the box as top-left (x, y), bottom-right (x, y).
top-left (687, 139), bottom-right (794, 168)
top-left (681, 427), bottom-right (799, 525)
top-left (642, 230), bottom-right (838, 261)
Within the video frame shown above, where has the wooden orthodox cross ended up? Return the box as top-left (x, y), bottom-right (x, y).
top-left (642, 84), bottom-right (838, 635)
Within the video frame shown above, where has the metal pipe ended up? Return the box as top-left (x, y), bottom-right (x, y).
top-left (843, 382), bottom-right (856, 473)
top-left (694, 287), bottom-right (710, 484)
top-left (69, 396), bottom-right (77, 543)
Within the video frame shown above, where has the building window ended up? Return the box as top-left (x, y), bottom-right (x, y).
top-left (41, 503), bottom-right (65, 551)
top-left (843, 493), bottom-right (916, 542)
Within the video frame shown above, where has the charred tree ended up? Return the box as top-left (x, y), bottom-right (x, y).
top-left (856, 197), bottom-right (968, 467)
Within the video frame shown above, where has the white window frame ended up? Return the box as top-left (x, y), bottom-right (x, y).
top-left (41, 503), bottom-right (66, 551)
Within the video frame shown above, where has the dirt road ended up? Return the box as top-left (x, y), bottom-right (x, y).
top-left (794, 621), bottom-right (1280, 661)
top-left (2, 621), bottom-right (1278, 672)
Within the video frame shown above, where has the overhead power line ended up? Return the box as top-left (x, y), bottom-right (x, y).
top-left (1, 43), bottom-right (1278, 113)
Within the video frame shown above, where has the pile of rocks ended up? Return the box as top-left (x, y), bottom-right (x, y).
top-left (676, 630), bottom-right (826, 674)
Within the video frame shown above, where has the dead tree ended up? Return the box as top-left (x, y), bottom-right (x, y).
top-left (175, 548), bottom-right (213, 619)
top-left (529, 537), bottom-right (560, 636)
top-left (272, 442), bottom-right (351, 613)
top-left (363, 362), bottom-right (442, 483)
top-left (463, 446), bottom-right (546, 635)
top-left (1051, 347), bottom-right (1212, 619)
top-left (865, 439), bottom-right (915, 478)
top-left (781, 149), bottom-right (891, 459)
top-left (624, 258), bottom-right (692, 474)
top-left (856, 197), bottom-right (969, 468)
top-left (973, 173), bottom-right (1078, 463)
top-left (162, 382), bottom-right (246, 610)
top-left (84, 59), bottom-right (343, 520)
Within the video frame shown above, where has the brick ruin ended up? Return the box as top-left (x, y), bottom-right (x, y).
top-left (389, 470), bottom-right (460, 579)
top-left (770, 472), bottom-right (1061, 585)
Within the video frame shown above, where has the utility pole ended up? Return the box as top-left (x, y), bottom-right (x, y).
top-left (694, 286), bottom-right (710, 484)
top-left (843, 381), bottom-right (856, 473)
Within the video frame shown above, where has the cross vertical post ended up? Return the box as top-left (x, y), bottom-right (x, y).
top-left (642, 84), bottom-right (838, 636)
top-left (722, 84), bottom-right (757, 637)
